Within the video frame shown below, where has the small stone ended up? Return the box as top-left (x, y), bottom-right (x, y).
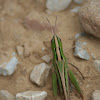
top-left (0, 90), bottom-right (15, 100)
top-left (30, 63), bottom-right (50, 86)
top-left (71, 6), bottom-right (80, 13)
top-left (42, 55), bottom-right (51, 63)
top-left (0, 57), bottom-right (19, 76)
top-left (74, 41), bottom-right (89, 60)
top-left (16, 46), bottom-right (24, 58)
top-left (46, 0), bottom-right (72, 12)
top-left (16, 91), bottom-right (47, 100)
top-left (73, 0), bottom-right (83, 4)
top-left (92, 90), bottom-right (100, 100)
top-left (93, 60), bottom-right (100, 72)
top-left (91, 53), bottom-right (96, 59)
top-left (79, 0), bottom-right (100, 38)
top-left (42, 47), bottom-right (45, 51)
top-left (24, 43), bottom-right (30, 57)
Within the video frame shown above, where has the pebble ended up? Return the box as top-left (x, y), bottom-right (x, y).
top-left (73, 0), bottom-right (83, 4)
top-left (93, 60), bottom-right (100, 72)
top-left (0, 57), bottom-right (19, 76)
top-left (16, 46), bottom-right (24, 58)
top-left (46, 0), bottom-right (72, 12)
top-left (24, 43), bottom-right (30, 57)
top-left (16, 91), bottom-right (47, 100)
top-left (71, 6), bottom-right (80, 13)
top-left (42, 55), bottom-right (51, 63)
top-left (30, 63), bottom-right (50, 86)
top-left (92, 90), bottom-right (100, 100)
top-left (0, 90), bottom-right (15, 100)
top-left (74, 41), bottom-right (89, 60)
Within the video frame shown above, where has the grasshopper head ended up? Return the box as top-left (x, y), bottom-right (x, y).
top-left (51, 35), bottom-right (63, 56)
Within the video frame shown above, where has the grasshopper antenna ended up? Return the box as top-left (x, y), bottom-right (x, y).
top-left (55, 16), bottom-right (57, 35)
top-left (46, 17), bottom-right (55, 35)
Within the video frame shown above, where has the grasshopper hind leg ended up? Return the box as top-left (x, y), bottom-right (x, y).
top-left (68, 69), bottom-right (84, 100)
top-left (52, 71), bottom-right (57, 96)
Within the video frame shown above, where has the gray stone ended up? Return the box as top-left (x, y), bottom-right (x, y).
top-left (74, 41), bottom-right (89, 60)
top-left (42, 55), bottom-right (51, 63)
top-left (73, 0), bottom-right (83, 4)
top-left (71, 6), bottom-right (80, 13)
top-left (30, 63), bottom-right (50, 86)
top-left (0, 57), bottom-right (19, 76)
top-left (0, 90), bottom-right (15, 100)
top-left (16, 91), bottom-right (47, 100)
top-left (46, 0), bottom-right (72, 12)
top-left (92, 90), bottom-right (100, 100)
top-left (93, 60), bottom-right (100, 72)
top-left (79, 0), bottom-right (100, 38)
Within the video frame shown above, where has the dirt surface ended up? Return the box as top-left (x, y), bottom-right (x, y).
top-left (0, 0), bottom-right (100, 100)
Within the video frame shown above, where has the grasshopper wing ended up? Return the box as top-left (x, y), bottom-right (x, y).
top-left (56, 60), bottom-right (69, 100)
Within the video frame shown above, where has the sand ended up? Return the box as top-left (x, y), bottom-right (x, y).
top-left (0, 0), bottom-right (100, 100)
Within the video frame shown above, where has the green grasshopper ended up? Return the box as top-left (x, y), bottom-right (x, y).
top-left (46, 17), bottom-right (84, 100)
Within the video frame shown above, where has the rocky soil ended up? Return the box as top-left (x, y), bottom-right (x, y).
top-left (0, 0), bottom-right (100, 100)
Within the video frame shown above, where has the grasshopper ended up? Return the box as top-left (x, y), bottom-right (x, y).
top-left (46, 17), bottom-right (84, 100)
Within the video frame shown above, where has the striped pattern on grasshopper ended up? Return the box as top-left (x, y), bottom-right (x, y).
top-left (46, 17), bottom-right (84, 100)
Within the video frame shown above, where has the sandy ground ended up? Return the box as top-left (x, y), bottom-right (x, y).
top-left (0, 0), bottom-right (100, 100)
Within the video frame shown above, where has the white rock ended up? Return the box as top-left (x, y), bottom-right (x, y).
top-left (74, 41), bottom-right (89, 60)
top-left (30, 63), bottom-right (50, 86)
top-left (71, 6), bottom-right (80, 13)
top-left (0, 57), bottom-right (19, 76)
top-left (0, 90), bottom-right (15, 100)
top-left (16, 91), bottom-right (47, 100)
top-left (42, 55), bottom-right (51, 63)
top-left (73, 0), bottom-right (83, 4)
top-left (93, 60), bottom-right (100, 72)
top-left (46, 0), bottom-right (72, 12)
top-left (92, 90), bottom-right (100, 100)
top-left (16, 46), bottom-right (24, 58)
